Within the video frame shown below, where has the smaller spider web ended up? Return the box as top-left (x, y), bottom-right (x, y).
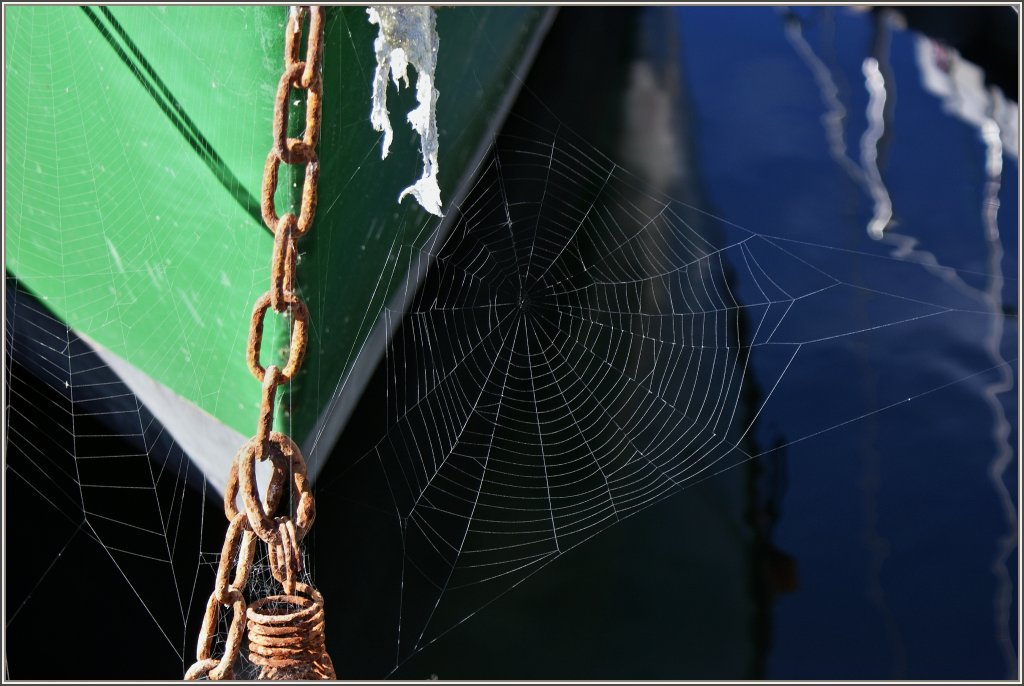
top-left (5, 275), bottom-right (329, 679)
top-left (3, 275), bottom-right (223, 673)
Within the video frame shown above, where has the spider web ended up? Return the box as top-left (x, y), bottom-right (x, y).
top-left (315, 101), bottom-right (1017, 674)
top-left (4, 5), bottom-right (1019, 680)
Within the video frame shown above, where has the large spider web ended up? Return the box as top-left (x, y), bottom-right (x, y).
top-left (317, 104), bottom-right (1018, 673)
top-left (5, 5), bottom-right (1018, 680)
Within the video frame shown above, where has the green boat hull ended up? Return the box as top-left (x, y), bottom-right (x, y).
top-left (6, 6), bottom-right (552, 480)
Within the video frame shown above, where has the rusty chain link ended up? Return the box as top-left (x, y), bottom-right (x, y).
top-left (186, 512), bottom-right (257, 681)
top-left (186, 6), bottom-right (333, 680)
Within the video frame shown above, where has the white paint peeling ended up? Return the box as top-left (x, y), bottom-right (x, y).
top-left (367, 5), bottom-right (443, 217)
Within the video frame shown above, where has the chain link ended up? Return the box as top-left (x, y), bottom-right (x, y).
top-left (247, 293), bottom-right (309, 383)
top-left (269, 218), bottom-right (298, 313)
top-left (186, 6), bottom-right (332, 680)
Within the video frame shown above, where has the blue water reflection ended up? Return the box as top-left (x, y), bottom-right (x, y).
top-left (676, 6), bottom-right (1017, 679)
top-left (319, 6), bottom-right (1017, 680)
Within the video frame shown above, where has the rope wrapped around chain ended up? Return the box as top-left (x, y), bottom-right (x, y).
top-left (185, 6), bottom-right (333, 680)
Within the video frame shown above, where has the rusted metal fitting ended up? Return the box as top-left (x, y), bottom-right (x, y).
top-left (225, 441), bottom-right (285, 521)
top-left (192, 591), bottom-right (247, 680)
top-left (214, 512), bottom-right (257, 605)
top-left (269, 219), bottom-right (298, 313)
top-left (261, 144), bottom-right (320, 236)
top-left (184, 658), bottom-right (224, 681)
top-left (267, 517), bottom-right (302, 595)
top-left (236, 433), bottom-right (316, 546)
top-left (255, 365), bottom-right (284, 459)
top-left (271, 64), bottom-right (322, 165)
top-left (285, 6), bottom-right (324, 89)
top-left (246, 583), bottom-right (335, 680)
top-left (246, 292), bottom-right (309, 383)
top-left (186, 6), bottom-right (330, 680)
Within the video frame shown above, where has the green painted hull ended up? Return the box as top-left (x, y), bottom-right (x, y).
top-left (6, 6), bottom-right (550, 466)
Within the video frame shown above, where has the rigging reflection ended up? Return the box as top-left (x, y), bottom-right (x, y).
top-left (782, 6), bottom-right (1018, 678)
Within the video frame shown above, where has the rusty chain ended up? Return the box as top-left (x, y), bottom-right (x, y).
top-left (186, 6), bottom-right (333, 680)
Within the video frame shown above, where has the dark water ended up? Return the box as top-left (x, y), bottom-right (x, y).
top-left (674, 7), bottom-right (1018, 680)
top-left (347, 6), bottom-right (1017, 679)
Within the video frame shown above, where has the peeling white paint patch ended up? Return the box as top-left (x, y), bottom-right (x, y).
top-left (367, 5), bottom-right (443, 217)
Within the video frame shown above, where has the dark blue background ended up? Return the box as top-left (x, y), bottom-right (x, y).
top-left (675, 6), bottom-right (1018, 679)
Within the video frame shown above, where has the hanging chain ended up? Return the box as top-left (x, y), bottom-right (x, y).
top-left (186, 6), bottom-right (333, 680)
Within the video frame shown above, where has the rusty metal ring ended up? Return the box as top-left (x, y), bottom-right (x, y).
top-left (271, 66), bottom-right (322, 164)
top-left (248, 621), bottom-right (326, 647)
top-left (248, 625), bottom-right (325, 649)
top-left (232, 529), bottom-right (257, 597)
top-left (247, 583), bottom-right (323, 623)
top-left (255, 365), bottom-right (283, 457)
top-left (271, 63), bottom-right (306, 159)
top-left (225, 439), bottom-right (286, 520)
top-left (246, 291), bottom-right (308, 383)
top-left (261, 144), bottom-right (319, 235)
top-left (184, 658), bottom-right (221, 681)
top-left (284, 7), bottom-right (305, 67)
top-left (249, 623), bottom-right (325, 640)
top-left (284, 8), bottom-right (325, 89)
top-left (303, 74), bottom-right (323, 148)
top-left (270, 216), bottom-right (298, 312)
top-left (193, 591), bottom-right (246, 679)
top-left (213, 512), bottom-right (253, 604)
top-left (248, 612), bottom-right (324, 636)
top-left (196, 591), bottom-right (221, 661)
top-left (266, 520), bottom-right (298, 593)
top-left (297, 7), bottom-right (325, 89)
top-left (238, 433), bottom-right (314, 543)
top-left (272, 518), bottom-right (300, 593)
top-left (284, 7), bottom-right (318, 72)
top-left (209, 596), bottom-right (247, 680)
top-left (248, 645), bottom-right (325, 663)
